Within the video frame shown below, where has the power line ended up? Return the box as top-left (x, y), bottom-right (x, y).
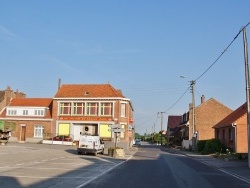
top-left (195, 21), bottom-right (250, 82)
top-left (160, 21), bottom-right (250, 115)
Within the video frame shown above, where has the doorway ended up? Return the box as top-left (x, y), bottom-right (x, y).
top-left (20, 126), bottom-right (26, 142)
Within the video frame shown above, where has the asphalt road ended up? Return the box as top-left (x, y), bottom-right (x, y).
top-left (1, 142), bottom-right (250, 188)
top-left (84, 144), bottom-right (250, 188)
top-left (0, 143), bottom-right (127, 188)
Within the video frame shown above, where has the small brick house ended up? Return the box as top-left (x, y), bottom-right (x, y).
top-left (0, 98), bottom-right (53, 143)
top-left (213, 102), bottom-right (247, 153)
top-left (178, 95), bottom-right (232, 148)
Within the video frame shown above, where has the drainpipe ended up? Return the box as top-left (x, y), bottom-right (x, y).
top-left (232, 123), bottom-right (237, 152)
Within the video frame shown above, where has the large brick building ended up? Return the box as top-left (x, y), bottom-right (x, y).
top-left (178, 95), bottom-right (232, 148)
top-left (52, 84), bottom-right (134, 149)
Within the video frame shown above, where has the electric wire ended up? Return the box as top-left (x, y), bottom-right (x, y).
top-left (195, 21), bottom-right (250, 82)
top-left (157, 21), bottom-right (250, 118)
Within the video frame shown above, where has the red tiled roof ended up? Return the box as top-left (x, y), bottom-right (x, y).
top-left (0, 98), bottom-right (53, 119)
top-left (167, 115), bottom-right (182, 129)
top-left (54, 84), bottom-right (125, 98)
top-left (9, 98), bottom-right (53, 107)
top-left (213, 102), bottom-right (247, 129)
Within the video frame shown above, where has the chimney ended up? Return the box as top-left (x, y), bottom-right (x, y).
top-left (5, 86), bottom-right (12, 106)
top-left (201, 95), bottom-right (205, 104)
top-left (58, 78), bottom-right (61, 91)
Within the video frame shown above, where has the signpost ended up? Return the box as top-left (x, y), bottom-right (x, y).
top-left (108, 124), bottom-right (125, 157)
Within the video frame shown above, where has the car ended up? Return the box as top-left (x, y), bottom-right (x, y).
top-left (134, 140), bottom-right (141, 145)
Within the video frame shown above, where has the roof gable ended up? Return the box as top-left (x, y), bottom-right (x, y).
top-left (54, 84), bottom-right (125, 98)
top-left (167, 115), bottom-right (182, 129)
top-left (213, 102), bottom-right (247, 129)
top-left (196, 98), bottom-right (232, 111)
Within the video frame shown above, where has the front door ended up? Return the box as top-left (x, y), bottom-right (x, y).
top-left (21, 126), bottom-right (26, 142)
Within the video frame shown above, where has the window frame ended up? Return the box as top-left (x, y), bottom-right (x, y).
top-left (121, 103), bottom-right (126, 117)
top-left (100, 102), bottom-right (113, 116)
top-left (59, 102), bottom-right (71, 115)
top-left (34, 125), bottom-right (44, 138)
top-left (86, 102), bottom-right (98, 116)
top-left (73, 102), bottom-right (85, 116)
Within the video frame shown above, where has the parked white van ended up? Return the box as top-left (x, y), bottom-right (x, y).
top-left (77, 135), bottom-right (104, 156)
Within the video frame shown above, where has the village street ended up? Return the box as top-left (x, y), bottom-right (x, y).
top-left (1, 142), bottom-right (250, 188)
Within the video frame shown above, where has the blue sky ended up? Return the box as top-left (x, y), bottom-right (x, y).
top-left (0, 1), bottom-right (250, 134)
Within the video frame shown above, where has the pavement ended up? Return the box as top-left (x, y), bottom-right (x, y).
top-left (165, 147), bottom-right (250, 184)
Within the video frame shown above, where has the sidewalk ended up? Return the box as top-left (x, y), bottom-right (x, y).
top-left (167, 147), bottom-right (250, 183)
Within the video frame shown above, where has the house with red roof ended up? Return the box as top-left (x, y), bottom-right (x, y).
top-left (213, 102), bottom-right (247, 153)
top-left (178, 95), bottom-right (232, 149)
top-left (0, 98), bottom-right (53, 143)
top-left (166, 115), bottom-right (182, 146)
top-left (52, 83), bottom-right (134, 150)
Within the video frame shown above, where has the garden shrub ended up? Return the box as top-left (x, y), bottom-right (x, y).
top-left (204, 139), bottom-right (222, 154)
top-left (197, 140), bottom-right (207, 152)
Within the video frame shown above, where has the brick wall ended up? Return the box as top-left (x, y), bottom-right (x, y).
top-left (10, 120), bottom-right (52, 143)
top-left (193, 98), bottom-right (232, 140)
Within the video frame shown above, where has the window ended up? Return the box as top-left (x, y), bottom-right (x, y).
top-left (222, 129), bottom-right (225, 141)
top-left (34, 125), bottom-right (44, 138)
top-left (86, 102), bottom-right (98, 116)
top-left (121, 103), bottom-right (126, 117)
top-left (23, 110), bottom-right (28, 115)
top-left (73, 102), bottom-right (85, 115)
top-left (59, 103), bottom-right (71, 115)
top-left (216, 129), bottom-right (220, 139)
top-left (34, 110), bottom-right (44, 116)
top-left (229, 128), bottom-right (233, 141)
top-left (100, 103), bottom-right (113, 116)
top-left (7, 110), bottom-right (17, 116)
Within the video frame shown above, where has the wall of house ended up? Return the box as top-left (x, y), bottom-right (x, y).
top-left (215, 126), bottom-right (236, 152)
top-left (194, 99), bottom-right (232, 141)
top-left (52, 99), bottom-right (134, 149)
top-left (236, 115), bottom-right (248, 153)
top-left (9, 120), bottom-right (53, 143)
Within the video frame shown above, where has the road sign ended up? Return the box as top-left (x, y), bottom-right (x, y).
top-left (108, 124), bottom-right (122, 129)
top-left (128, 125), bottom-right (133, 130)
top-left (112, 128), bottom-right (125, 133)
top-left (108, 128), bottom-right (125, 133)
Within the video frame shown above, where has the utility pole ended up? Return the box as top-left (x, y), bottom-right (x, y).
top-left (158, 112), bottom-right (164, 145)
top-left (243, 27), bottom-right (250, 168)
top-left (190, 80), bottom-right (196, 135)
top-left (190, 80), bottom-right (196, 150)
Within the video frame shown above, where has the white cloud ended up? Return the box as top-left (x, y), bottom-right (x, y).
top-left (0, 24), bottom-right (22, 40)
top-left (44, 54), bottom-right (78, 71)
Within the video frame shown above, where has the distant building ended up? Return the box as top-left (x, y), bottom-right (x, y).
top-left (0, 86), bottom-right (26, 112)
